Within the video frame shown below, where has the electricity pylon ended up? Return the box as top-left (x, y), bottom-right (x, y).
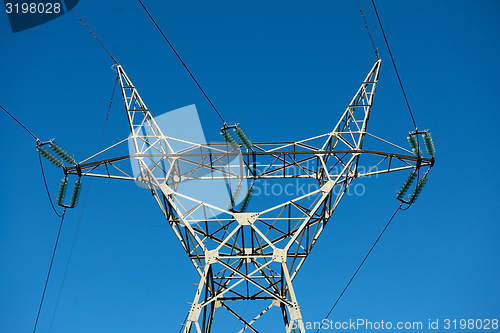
top-left (65, 59), bottom-right (434, 333)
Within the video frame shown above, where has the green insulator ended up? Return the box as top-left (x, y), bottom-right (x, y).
top-left (220, 130), bottom-right (239, 150)
top-left (397, 185), bottom-right (406, 198)
top-left (37, 147), bottom-right (45, 157)
top-left (233, 182), bottom-right (243, 200)
top-left (407, 135), bottom-right (418, 149)
top-left (423, 133), bottom-right (436, 155)
top-left (406, 172), bottom-right (416, 185)
top-left (234, 126), bottom-right (253, 149)
top-left (54, 158), bottom-right (63, 168)
top-left (412, 146), bottom-right (422, 157)
top-left (409, 171), bottom-right (416, 182)
top-left (69, 180), bottom-right (82, 208)
top-left (56, 177), bottom-right (68, 206)
top-left (240, 200), bottom-right (249, 212)
top-left (50, 141), bottom-right (75, 164)
top-left (239, 188), bottom-right (254, 212)
top-left (228, 182), bottom-right (244, 209)
top-left (49, 142), bottom-right (61, 153)
top-left (397, 171), bottom-right (416, 199)
top-left (408, 176), bottom-right (427, 203)
top-left (38, 146), bottom-right (63, 167)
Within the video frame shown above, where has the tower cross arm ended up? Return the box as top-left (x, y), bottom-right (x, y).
top-left (65, 146), bottom-right (431, 182)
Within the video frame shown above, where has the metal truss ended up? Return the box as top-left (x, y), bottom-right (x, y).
top-left (65, 59), bottom-right (434, 332)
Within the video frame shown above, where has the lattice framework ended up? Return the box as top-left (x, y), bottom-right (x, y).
top-left (65, 60), bottom-right (433, 333)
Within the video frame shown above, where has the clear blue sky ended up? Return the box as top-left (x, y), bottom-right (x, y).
top-left (1, 1), bottom-right (499, 332)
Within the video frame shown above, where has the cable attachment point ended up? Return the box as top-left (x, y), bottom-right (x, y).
top-left (397, 130), bottom-right (435, 205)
top-left (37, 145), bottom-right (63, 168)
top-left (408, 130), bottom-right (436, 157)
top-left (407, 133), bottom-right (421, 157)
top-left (55, 176), bottom-right (82, 209)
top-left (233, 125), bottom-right (253, 149)
top-left (423, 132), bottom-right (436, 156)
top-left (220, 128), bottom-right (239, 150)
top-left (37, 140), bottom-right (76, 168)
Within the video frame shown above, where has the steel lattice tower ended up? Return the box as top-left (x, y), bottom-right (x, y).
top-left (65, 59), bottom-right (434, 333)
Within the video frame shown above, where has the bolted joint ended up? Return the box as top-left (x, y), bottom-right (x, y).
top-left (158, 182), bottom-right (174, 195)
top-left (273, 248), bottom-right (287, 263)
top-left (244, 248), bottom-right (253, 263)
top-left (214, 298), bottom-right (224, 309)
top-left (288, 302), bottom-right (303, 321)
top-left (233, 212), bottom-right (259, 226)
top-left (320, 180), bottom-right (335, 193)
top-left (187, 303), bottom-right (202, 322)
top-left (205, 249), bottom-right (219, 265)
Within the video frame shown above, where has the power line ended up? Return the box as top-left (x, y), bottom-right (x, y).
top-left (357, 0), bottom-right (379, 60)
top-left (178, 313), bottom-right (189, 333)
top-left (315, 204), bottom-right (402, 332)
top-left (38, 154), bottom-right (64, 217)
top-left (32, 208), bottom-right (67, 333)
top-left (48, 73), bottom-right (119, 332)
top-left (73, 9), bottom-right (118, 65)
top-left (1, 104), bottom-right (66, 218)
top-left (48, 181), bottom-right (90, 333)
top-left (137, 0), bottom-right (227, 126)
top-left (312, 8), bottom-right (424, 323)
top-left (1, 104), bottom-right (39, 141)
top-left (370, 0), bottom-right (418, 131)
